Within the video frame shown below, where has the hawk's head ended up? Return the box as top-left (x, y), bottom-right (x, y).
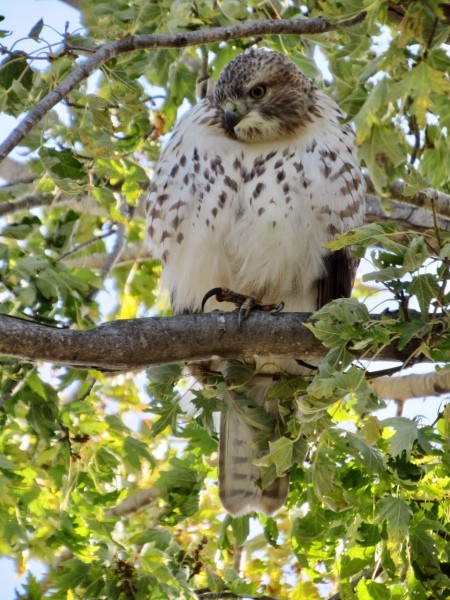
top-left (213, 49), bottom-right (317, 144)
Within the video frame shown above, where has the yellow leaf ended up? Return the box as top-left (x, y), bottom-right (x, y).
top-left (119, 292), bottom-right (139, 319)
top-left (363, 416), bottom-right (382, 445)
top-left (290, 580), bottom-right (322, 600)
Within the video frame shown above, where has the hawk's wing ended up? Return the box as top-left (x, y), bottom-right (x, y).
top-left (317, 248), bottom-right (360, 308)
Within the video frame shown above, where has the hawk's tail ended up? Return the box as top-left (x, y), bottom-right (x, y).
top-left (218, 387), bottom-right (290, 517)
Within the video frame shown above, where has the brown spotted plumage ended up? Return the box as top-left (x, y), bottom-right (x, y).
top-left (146, 49), bottom-right (365, 516)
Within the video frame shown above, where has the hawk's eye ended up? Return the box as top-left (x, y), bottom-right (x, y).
top-left (249, 84), bottom-right (267, 99)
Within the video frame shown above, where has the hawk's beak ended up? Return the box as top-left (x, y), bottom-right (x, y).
top-left (223, 109), bottom-right (242, 134)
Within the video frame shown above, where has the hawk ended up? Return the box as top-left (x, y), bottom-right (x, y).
top-left (146, 49), bottom-right (365, 516)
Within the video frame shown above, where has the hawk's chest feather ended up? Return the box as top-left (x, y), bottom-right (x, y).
top-left (146, 97), bottom-right (364, 312)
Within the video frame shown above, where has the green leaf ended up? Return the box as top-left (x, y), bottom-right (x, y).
top-left (377, 496), bottom-right (412, 536)
top-left (255, 437), bottom-right (293, 477)
top-left (381, 417), bottom-right (419, 459)
top-left (394, 62), bottom-right (449, 126)
top-left (345, 432), bottom-right (385, 475)
top-left (409, 274), bottom-right (440, 318)
top-left (259, 515), bottom-right (280, 547)
top-left (358, 124), bottom-right (405, 191)
top-left (35, 269), bottom-right (60, 299)
top-left (403, 236), bottom-right (429, 272)
top-left (147, 363), bottom-right (183, 386)
top-left (325, 222), bottom-right (398, 252)
top-left (312, 441), bottom-right (350, 512)
top-left (356, 579), bottom-right (392, 600)
top-left (0, 455), bottom-right (19, 470)
top-left (230, 515), bottom-right (250, 546)
top-left (123, 436), bottom-right (154, 471)
top-left (156, 457), bottom-right (200, 494)
top-left (292, 510), bottom-right (329, 544)
top-left (393, 318), bottom-right (431, 350)
top-left (308, 298), bottom-right (371, 365)
top-left (39, 147), bottom-right (86, 181)
top-left (131, 527), bottom-right (171, 550)
top-left (357, 522), bottom-right (382, 548)
top-left (340, 551), bottom-right (372, 579)
top-left (0, 52), bottom-right (33, 90)
top-left (180, 421), bottom-right (217, 455)
top-left (354, 77), bottom-right (392, 141)
top-left (409, 518), bottom-right (442, 578)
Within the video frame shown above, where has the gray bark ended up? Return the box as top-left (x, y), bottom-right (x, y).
top-left (0, 311), bottom-right (417, 371)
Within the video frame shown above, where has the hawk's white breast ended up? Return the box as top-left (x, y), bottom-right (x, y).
top-left (146, 90), bottom-right (364, 314)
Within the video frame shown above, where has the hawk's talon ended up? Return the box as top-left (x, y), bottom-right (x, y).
top-left (272, 301), bottom-right (285, 315)
top-left (202, 286), bottom-right (284, 327)
top-left (201, 287), bottom-right (225, 312)
top-left (238, 299), bottom-right (253, 328)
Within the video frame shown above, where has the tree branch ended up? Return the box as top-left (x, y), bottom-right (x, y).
top-left (106, 487), bottom-right (160, 517)
top-left (369, 368), bottom-right (450, 400)
top-left (0, 311), bottom-right (418, 372)
top-left (0, 192), bottom-right (58, 217)
top-left (365, 194), bottom-right (450, 233)
top-left (0, 13), bottom-right (366, 163)
top-left (63, 243), bottom-right (148, 269)
top-left (389, 180), bottom-right (450, 220)
top-left (365, 176), bottom-right (450, 223)
top-left (0, 157), bottom-right (35, 183)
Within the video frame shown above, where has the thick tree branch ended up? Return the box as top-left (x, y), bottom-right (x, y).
top-left (0, 13), bottom-right (366, 163)
top-left (0, 311), bottom-right (417, 372)
top-left (364, 176), bottom-right (450, 226)
top-left (0, 157), bottom-right (35, 183)
top-left (0, 192), bottom-right (59, 217)
top-left (369, 369), bottom-right (450, 400)
top-left (365, 194), bottom-right (450, 233)
top-left (389, 180), bottom-right (450, 219)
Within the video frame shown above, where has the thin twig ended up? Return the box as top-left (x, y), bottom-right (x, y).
top-left (83, 222), bottom-right (128, 302)
top-left (63, 244), bottom-right (148, 269)
top-left (57, 226), bottom-right (117, 261)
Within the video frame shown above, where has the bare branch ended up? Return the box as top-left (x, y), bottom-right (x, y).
top-left (0, 190), bottom-right (110, 218)
top-left (0, 13), bottom-right (366, 163)
top-left (0, 311), bottom-right (420, 372)
top-left (365, 194), bottom-right (450, 233)
top-left (83, 222), bottom-right (128, 302)
top-left (0, 157), bottom-right (35, 183)
top-left (369, 368), bottom-right (450, 400)
top-left (389, 180), bottom-right (450, 220)
top-left (106, 487), bottom-right (160, 517)
top-left (58, 227), bottom-right (117, 261)
top-left (63, 244), bottom-right (149, 269)
top-left (99, 222), bottom-right (127, 278)
top-left (0, 192), bottom-right (57, 216)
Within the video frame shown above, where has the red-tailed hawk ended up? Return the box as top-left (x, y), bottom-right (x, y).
top-left (146, 49), bottom-right (365, 516)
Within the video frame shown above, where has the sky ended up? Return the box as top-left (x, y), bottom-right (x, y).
top-left (0, 2), bottom-right (445, 598)
top-left (0, 0), bottom-right (82, 146)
